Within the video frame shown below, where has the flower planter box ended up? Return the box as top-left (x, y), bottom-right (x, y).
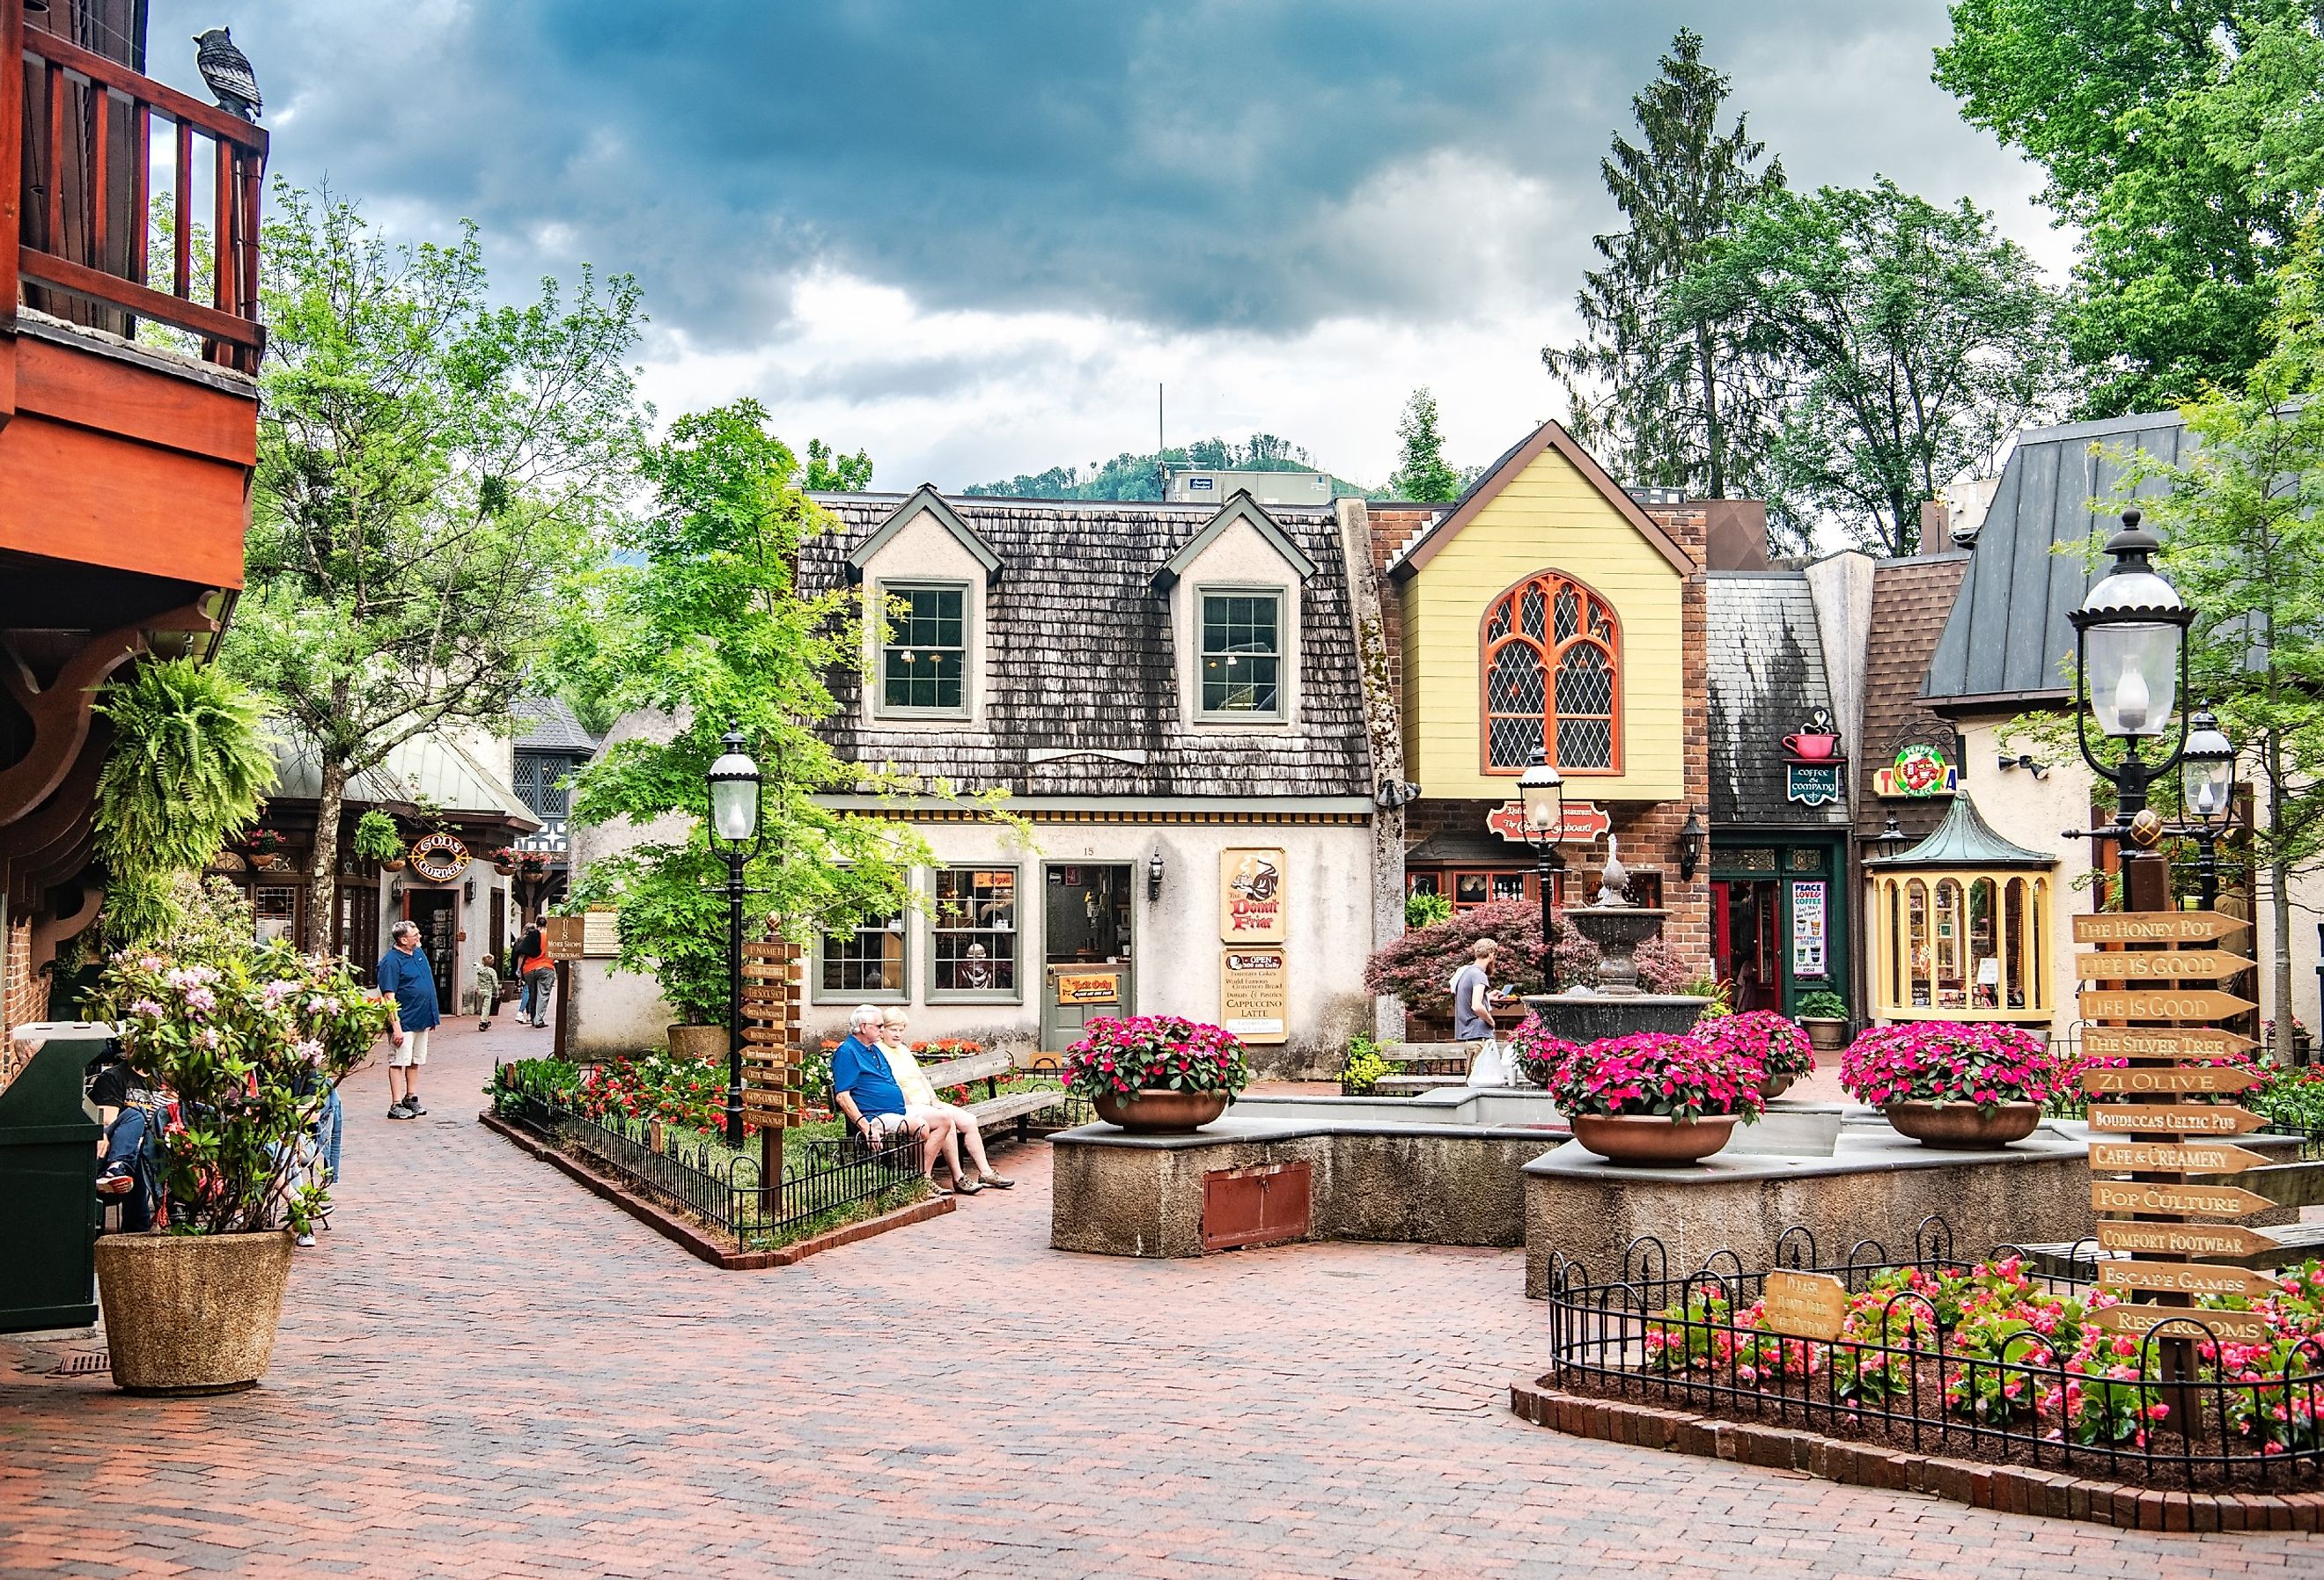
top-left (95, 1231), bottom-right (295, 1395)
top-left (1092, 1088), bottom-right (1229, 1134)
top-left (1882, 1100), bottom-right (2041, 1149)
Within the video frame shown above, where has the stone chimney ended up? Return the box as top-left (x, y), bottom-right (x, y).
top-left (1918, 500), bottom-right (1950, 557)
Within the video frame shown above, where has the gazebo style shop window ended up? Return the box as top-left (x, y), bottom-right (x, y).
top-left (1865, 795), bottom-right (2054, 1023)
top-left (1483, 571), bottom-right (1621, 772)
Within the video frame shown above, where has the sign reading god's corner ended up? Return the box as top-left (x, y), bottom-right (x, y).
top-left (408, 831), bottom-right (469, 883)
top-left (1220, 849), bottom-right (1287, 943)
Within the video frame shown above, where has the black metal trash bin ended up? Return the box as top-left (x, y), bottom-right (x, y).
top-left (0, 1021), bottom-right (107, 1331)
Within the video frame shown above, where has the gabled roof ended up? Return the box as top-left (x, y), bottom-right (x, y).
top-left (1151, 489), bottom-right (1320, 591)
top-left (1924, 410), bottom-right (2191, 706)
top-left (1384, 418), bottom-right (1696, 582)
top-left (1705, 573), bottom-right (1848, 828)
top-left (846, 483), bottom-right (1003, 584)
top-left (1864, 791), bottom-right (2053, 870)
top-left (511, 696), bottom-right (599, 754)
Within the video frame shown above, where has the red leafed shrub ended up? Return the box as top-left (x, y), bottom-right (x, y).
top-left (1363, 901), bottom-right (1606, 1018)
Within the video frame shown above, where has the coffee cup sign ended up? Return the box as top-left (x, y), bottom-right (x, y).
top-left (1759, 1270), bottom-right (1849, 1342)
top-left (408, 832), bottom-right (469, 883)
top-left (1219, 848), bottom-right (1286, 944)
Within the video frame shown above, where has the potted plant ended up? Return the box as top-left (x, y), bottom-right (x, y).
top-left (1508, 1014), bottom-right (1579, 1090)
top-left (1795, 988), bottom-right (1850, 1054)
top-left (1065, 1015), bottom-right (1251, 1133)
top-left (87, 939), bottom-right (390, 1394)
top-left (352, 809), bottom-right (405, 871)
top-left (1839, 1022), bottom-right (2058, 1147)
top-left (1696, 1010), bottom-right (1815, 1099)
top-left (1539, 1031), bottom-right (1765, 1166)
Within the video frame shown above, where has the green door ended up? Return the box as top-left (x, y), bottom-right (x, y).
top-left (0, 1024), bottom-right (106, 1331)
top-left (1040, 863), bottom-right (1134, 1051)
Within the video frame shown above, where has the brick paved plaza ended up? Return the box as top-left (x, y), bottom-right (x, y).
top-left (3, 1025), bottom-right (2317, 1579)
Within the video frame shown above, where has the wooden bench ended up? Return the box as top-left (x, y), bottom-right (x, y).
top-left (919, 1049), bottom-right (1068, 1144)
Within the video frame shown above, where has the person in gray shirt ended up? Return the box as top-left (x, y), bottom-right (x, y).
top-left (1450, 937), bottom-right (1509, 1084)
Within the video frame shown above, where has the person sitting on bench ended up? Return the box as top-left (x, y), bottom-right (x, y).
top-left (879, 1007), bottom-right (1011, 1191)
top-left (830, 1004), bottom-right (970, 1195)
top-left (88, 1043), bottom-right (165, 1232)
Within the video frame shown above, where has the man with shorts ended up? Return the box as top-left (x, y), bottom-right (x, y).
top-left (377, 921), bottom-right (442, 1120)
top-left (828, 1003), bottom-right (958, 1192)
top-left (1452, 937), bottom-right (1508, 1086)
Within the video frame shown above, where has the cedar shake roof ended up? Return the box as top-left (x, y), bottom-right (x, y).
top-left (1705, 572), bottom-right (1848, 828)
top-left (1925, 410), bottom-right (2191, 705)
top-left (1857, 553), bottom-right (1972, 841)
top-left (800, 493), bottom-right (1371, 799)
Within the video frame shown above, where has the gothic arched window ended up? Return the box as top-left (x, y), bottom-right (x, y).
top-left (1481, 571), bottom-right (1621, 772)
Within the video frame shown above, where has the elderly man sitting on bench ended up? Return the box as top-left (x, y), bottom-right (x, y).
top-left (830, 1003), bottom-right (968, 1195)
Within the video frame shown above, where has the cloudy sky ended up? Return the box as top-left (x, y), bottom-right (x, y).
top-left (150, 1), bottom-right (2065, 491)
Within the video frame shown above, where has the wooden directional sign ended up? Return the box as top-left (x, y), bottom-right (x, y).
top-left (2099, 1260), bottom-right (2276, 1299)
top-left (2097, 1221), bottom-right (2276, 1259)
top-left (2088, 1104), bottom-right (2268, 1136)
top-left (2081, 1025), bottom-right (2256, 1062)
top-left (2082, 1065), bottom-right (2260, 1096)
top-left (2092, 1180), bottom-right (2274, 1216)
top-left (2078, 988), bottom-right (2257, 1021)
top-left (2091, 1141), bottom-right (2268, 1174)
top-left (2075, 949), bottom-right (2248, 981)
top-left (2073, 911), bottom-right (2251, 944)
top-left (2097, 1304), bottom-right (2274, 1343)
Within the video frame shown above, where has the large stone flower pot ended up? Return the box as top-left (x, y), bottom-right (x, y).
top-left (1092, 1089), bottom-right (1229, 1134)
top-left (667, 1024), bottom-right (725, 1062)
top-left (1568, 1113), bottom-right (1738, 1167)
top-left (95, 1230), bottom-right (295, 1395)
top-left (1882, 1100), bottom-right (2041, 1149)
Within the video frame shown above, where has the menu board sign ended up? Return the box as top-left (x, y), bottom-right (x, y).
top-left (1220, 949), bottom-right (1288, 1044)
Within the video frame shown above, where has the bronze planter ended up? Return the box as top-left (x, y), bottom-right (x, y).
top-left (1882, 1100), bottom-right (2041, 1149)
top-left (94, 1230), bottom-right (295, 1395)
top-left (1092, 1088), bottom-right (1229, 1134)
top-left (1569, 1113), bottom-right (1739, 1167)
top-left (1758, 1072), bottom-right (1798, 1101)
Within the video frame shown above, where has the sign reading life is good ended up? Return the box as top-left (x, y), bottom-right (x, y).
top-left (408, 831), bottom-right (469, 883)
top-left (1758, 1270), bottom-right (1850, 1342)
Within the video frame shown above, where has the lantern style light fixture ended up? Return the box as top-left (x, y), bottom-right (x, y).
top-left (1147, 848), bottom-right (1166, 901)
top-left (2070, 509), bottom-right (2194, 841)
top-left (1517, 747), bottom-right (1565, 995)
top-left (704, 726), bottom-right (763, 1148)
top-left (1676, 809), bottom-right (1705, 881)
top-left (2178, 708), bottom-right (2239, 912)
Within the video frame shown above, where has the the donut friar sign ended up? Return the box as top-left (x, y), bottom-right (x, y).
top-left (1220, 848), bottom-right (1286, 943)
top-left (408, 831), bottom-right (469, 883)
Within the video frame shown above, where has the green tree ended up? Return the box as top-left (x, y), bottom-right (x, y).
top-left (1542, 27), bottom-right (1787, 507)
top-left (1387, 388), bottom-right (1461, 503)
top-left (2119, 233), bottom-right (2324, 1063)
top-left (1676, 179), bottom-right (2062, 555)
top-left (560, 401), bottom-right (952, 1025)
top-left (1936, 1), bottom-right (2324, 414)
top-left (802, 438), bottom-right (874, 492)
top-left (225, 186), bottom-right (647, 951)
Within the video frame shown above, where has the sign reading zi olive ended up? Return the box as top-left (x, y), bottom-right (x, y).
top-left (2073, 949), bottom-right (2248, 981)
top-left (2089, 1141), bottom-right (2267, 1173)
top-left (2080, 1025), bottom-right (2255, 1063)
top-left (2086, 1103), bottom-right (2268, 1135)
top-left (2081, 1065), bottom-right (2260, 1096)
top-left (2096, 1221), bottom-right (2275, 1259)
top-left (2078, 988), bottom-right (2257, 1021)
top-left (2071, 911), bottom-right (2250, 944)
top-left (407, 831), bottom-right (469, 883)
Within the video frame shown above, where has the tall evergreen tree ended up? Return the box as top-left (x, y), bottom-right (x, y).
top-left (1387, 388), bottom-right (1461, 503)
top-left (1543, 28), bottom-right (1786, 509)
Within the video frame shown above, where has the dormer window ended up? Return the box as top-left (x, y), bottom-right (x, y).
top-left (879, 583), bottom-right (968, 716)
top-left (1200, 589), bottom-right (1284, 719)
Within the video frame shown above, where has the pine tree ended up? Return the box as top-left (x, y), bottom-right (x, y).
top-left (1388, 388), bottom-right (1461, 503)
top-left (1542, 28), bottom-right (1784, 509)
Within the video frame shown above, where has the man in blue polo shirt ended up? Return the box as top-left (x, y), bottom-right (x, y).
top-left (377, 920), bottom-right (442, 1121)
top-left (830, 1003), bottom-right (951, 1191)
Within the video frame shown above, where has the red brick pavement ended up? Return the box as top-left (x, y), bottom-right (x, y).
top-left (3, 1021), bottom-right (2317, 1577)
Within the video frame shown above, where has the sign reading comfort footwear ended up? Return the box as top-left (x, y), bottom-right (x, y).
top-left (1219, 848), bottom-right (1287, 943)
top-left (1220, 949), bottom-right (1288, 1044)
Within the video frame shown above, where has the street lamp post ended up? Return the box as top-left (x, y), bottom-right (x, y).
top-left (2070, 509), bottom-right (2195, 909)
top-left (2178, 709), bottom-right (2237, 913)
top-left (706, 726), bottom-right (764, 1150)
top-left (1518, 747), bottom-right (1564, 996)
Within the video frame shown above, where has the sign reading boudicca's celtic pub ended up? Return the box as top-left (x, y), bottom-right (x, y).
top-left (408, 831), bottom-right (469, 882)
top-left (1873, 744), bottom-right (1956, 798)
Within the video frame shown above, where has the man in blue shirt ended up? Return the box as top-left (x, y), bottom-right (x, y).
top-left (829, 1003), bottom-right (951, 1190)
top-left (377, 921), bottom-right (442, 1121)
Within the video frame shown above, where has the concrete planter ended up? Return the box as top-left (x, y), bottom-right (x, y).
top-left (1092, 1088), bottom-right (1229, 1134)
top-left (1569, 1113), bottom-right (1738, 1167)
top-left (1883, 1100), bottom-right (2041, 1149)
top-left (666, 1024), bottom-right (725, 1062)
top-left (94, 1230), bottom-right (295, 1395)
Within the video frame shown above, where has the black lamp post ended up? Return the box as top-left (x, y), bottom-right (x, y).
top-left (2178, 709), bottom-right (2237, 912)
top-left (2070, 509), bottom-right (2194, 895)
top-left (706, 726), bottom-right (763, 1149)
top-left (1518, 746), bottom-right (1564, 996)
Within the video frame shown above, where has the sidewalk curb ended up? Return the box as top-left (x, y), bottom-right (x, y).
top-left (478, 1111), bottom-right (954, 1269)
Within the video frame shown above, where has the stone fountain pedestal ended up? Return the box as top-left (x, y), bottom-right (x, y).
top-left (1522, 899), bottom-right (1704, 1042)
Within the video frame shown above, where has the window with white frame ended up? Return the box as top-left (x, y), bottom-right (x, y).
top-left (930, 867), bottom-right (1018, 997)
top-left (879, 584), bottom-right (967, 715)
top-left (1198, 590), bottom-right (1283, 718)
top-left (819, 912), bottom-right (906, 997)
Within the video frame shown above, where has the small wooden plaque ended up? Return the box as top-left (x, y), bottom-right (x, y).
top-left (2095, 1221), bottom-right (2275, 1259)
top-left (2095, 1304), bottom-right (2273, 1343)
top-left (2089, 1141), bottom-right (2266, 1174)
top-left (2086, 1104), bottom-right (2267, 1136)
top-left (2078, 988), bottom-right (2258, 1021)
top-left (2092, 1180), bottom-right (2272, 1217)
top-left (542, 915), bottom-right (585, 961)
top-left (2099, 1261), bottom-right (2275, 1299)
top-left (2081, 1066), bottom-right (2259, 1096)
top-left (1760, 1270), bottom-right (1850, 1342)
top-left (2073, 911), bottom-right (2250, 944)
top-left (2074, 949), bottom-right (2248, 981)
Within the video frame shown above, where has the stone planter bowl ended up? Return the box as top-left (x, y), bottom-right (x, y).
top-left (1092, 1088), bottom-right (1229, 1134)
top-left (1568, 1113), bottom-right (1739, 1168)
top-left (1882, 1100), bottom-right (2041, 1149)
top-left (95, 1230), bottom-right (295, 1395)
top-left (1758, 1072), bottom-right (1798, 1101)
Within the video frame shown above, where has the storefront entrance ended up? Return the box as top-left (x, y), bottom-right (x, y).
top-left (1710, 836), bottom-right (1847, 1018)
top-left (1040, 863), bottom-right (1135, 1051)
top-left (402, 888), bottom-right (459, 1010)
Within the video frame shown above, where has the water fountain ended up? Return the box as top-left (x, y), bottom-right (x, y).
top-left (1522, 834), bottom-right (1707, 1043)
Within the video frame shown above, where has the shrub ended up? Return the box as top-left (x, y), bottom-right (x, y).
top-left (1539, 1031), bottom-right (1766, 1122)
top-left (1363, 900), bottom-right (1601, 1016)
top-left (1838, 1022), bottom-right (2059, 1109)
top-left (1696, 1010), bottom-right (1815, 1083)
top-left (490, 1057), bottom-right (581, 1115)
top-left (352, 809), bottom-right (405, 864)
top-left (1341, 1032), bottom-right (1391, 1096)
top-left (1404, 890), bottom-right (1453, 930)
top-left (575, 1049), bottom-right (754, 1138)
top-left (1796, 988), bottom-right (1848, 1021)
top-left (1063, 1015), bottom-right (1251, 1100)
top-left (1630, 936), bottom-right (1690, 995)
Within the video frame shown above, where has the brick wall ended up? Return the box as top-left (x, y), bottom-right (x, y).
top-left (3, 913), bottom-right (49, 1045)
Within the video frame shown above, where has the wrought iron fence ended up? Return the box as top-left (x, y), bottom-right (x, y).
top-left (1546, 1218), bottom-right (2324, 1490)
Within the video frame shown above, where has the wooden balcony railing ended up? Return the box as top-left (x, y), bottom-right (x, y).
top-left (2, 0), bottom-right (268, 373)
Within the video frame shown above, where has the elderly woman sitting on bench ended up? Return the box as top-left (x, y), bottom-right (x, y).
top-left (879, 1007), bottom-right (1011, 1194)
top-left (830, 1003), bottom-right (969, 1195)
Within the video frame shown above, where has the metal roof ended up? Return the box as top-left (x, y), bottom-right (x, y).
top-left (1864, 791), bottom-right (2054, 870)
top-left (264, 732), bottom-right (539, 827)
top-left (1923, 410), bottom-right (2191, 704)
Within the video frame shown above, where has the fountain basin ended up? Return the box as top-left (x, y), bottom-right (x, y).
top-left (1521, 992), bottom-right (1707, 1043)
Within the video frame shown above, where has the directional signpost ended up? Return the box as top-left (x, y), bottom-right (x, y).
top-left (2081, 1025), bottom-right (2255, 1062)
top-left (2088, 1141), bottom-right (2266, 1173)
top-left (2078, 988), bottom-right (2257, 1021)
top-left (2072, 911), bottom-right (2251, 944)
top-left (2081, 1065), bottom-right (2259, 1095)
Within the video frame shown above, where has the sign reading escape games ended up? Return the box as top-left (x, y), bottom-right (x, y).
top-left (1220, 949), bottom-right (1289, 1044)
top-left (1220, 849), bottom-right (1287, 943)
top-left (1759, 1270), bottom-right (1850, 1341)
top-left (408, 831), bottom-right (469, 883)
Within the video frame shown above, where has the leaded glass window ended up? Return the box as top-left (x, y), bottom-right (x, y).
top-left (1482, 571), bottom-right (1621, 771)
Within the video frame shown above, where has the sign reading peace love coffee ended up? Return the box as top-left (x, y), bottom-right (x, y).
top-left (408, 831), bottom-right (469, 883)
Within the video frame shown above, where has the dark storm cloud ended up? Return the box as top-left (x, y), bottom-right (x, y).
top-left (146, 1), bottom-right (2015, 341)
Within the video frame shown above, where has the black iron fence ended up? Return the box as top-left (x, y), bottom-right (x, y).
top-left (504, 1091), bottom-right (924, 1247)
top-left (1546, 1219), bottom-right (2324, 1490)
